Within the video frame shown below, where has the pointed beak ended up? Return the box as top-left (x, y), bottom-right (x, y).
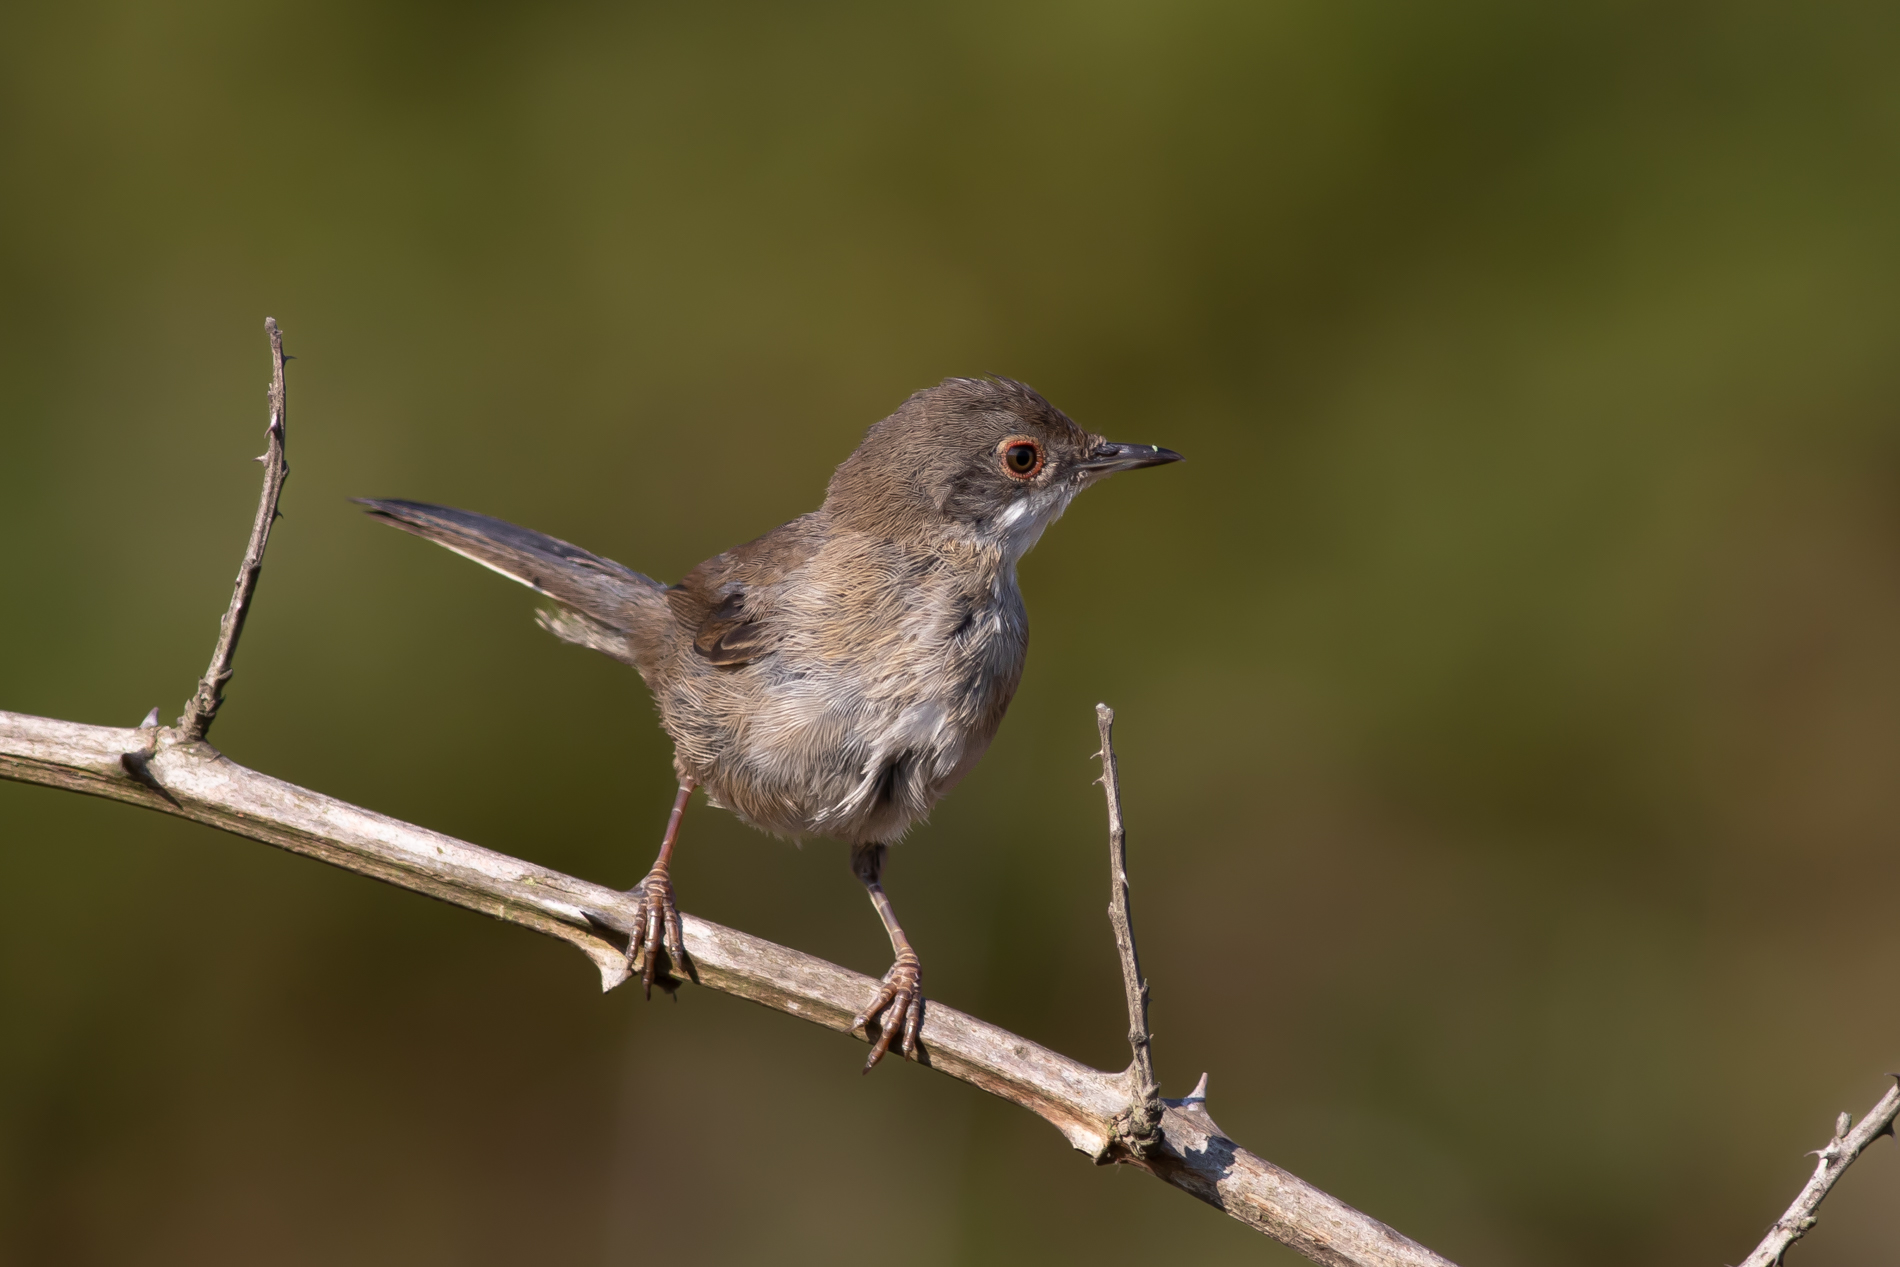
top-left (1075, 441), bottom-right (1185, 472)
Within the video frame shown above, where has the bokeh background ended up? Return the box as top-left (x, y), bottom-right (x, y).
top-left (4, 2), bottom-right (1900, 1263)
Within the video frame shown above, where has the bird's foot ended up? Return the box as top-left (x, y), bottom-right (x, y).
top-left (626, 865), bottom-right (686, 998)
top-left (852, 949), bottom-right (922, 1072)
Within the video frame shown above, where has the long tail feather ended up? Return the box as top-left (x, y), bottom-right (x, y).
top-left (355, 498), bottom-right (663, 645)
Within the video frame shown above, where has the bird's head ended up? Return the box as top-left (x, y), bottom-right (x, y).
top-left (825, 376), bottom-right (1181, 559)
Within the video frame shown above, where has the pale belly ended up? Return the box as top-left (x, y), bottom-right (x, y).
top-left (699, 666), bottom-right (1009, 843)
top-left (666, 622), bottom-right (1024, 845)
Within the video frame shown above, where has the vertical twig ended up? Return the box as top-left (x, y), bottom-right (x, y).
top-left (1097, 702), bottom-right (1162, 1154)
top-left (178, 318), bottom-right (290, 741)
top-left (1737, 1078), bottom-right (1900, 1267)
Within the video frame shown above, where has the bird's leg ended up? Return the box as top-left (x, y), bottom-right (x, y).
top-left (628, 779), bottom-right (694, 997)
top-left (849, 842), bottom-right (924, 1072)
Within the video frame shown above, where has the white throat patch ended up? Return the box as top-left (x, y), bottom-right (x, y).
top-left (992, 484), bottom-right (1079, 564)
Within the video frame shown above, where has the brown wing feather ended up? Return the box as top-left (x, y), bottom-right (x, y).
top-left (692, 591), bottom-right (779, 666)
top-left (669, 512), bottom-right (828, 669)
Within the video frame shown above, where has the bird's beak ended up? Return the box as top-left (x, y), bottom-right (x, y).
top-left (1075, 441), bottom-right (1185, 472)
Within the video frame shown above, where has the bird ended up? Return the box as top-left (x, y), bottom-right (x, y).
top-left (357, 376), bottom-right (1180, 1070)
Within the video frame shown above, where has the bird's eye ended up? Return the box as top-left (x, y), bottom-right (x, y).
top-left (1001, 439), bottom-right (1043, 479)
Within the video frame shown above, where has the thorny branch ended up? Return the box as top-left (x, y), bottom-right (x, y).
top-left (1096, 702), bottom-right (1162, 1155)
top-left (0, 702), bottom-right (1458, 1267)
top-left (178, 317), bottom-right (288, 741)
top-left (1736, 1079), bottom-right (1900, 1267)
top-left (4, 321), bottom-right (1896, 1266)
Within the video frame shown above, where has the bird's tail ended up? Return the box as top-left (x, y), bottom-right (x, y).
top-left (354, 498), bottom-right (664, 667)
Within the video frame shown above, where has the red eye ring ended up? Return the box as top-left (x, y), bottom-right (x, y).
top-left (999, 436), bottom-right (1044, 480)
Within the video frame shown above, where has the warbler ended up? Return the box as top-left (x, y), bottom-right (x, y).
top-left (359, 376), bottom-right (1180, 1069)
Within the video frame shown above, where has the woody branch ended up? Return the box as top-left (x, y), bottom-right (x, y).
top-left (1736, 1080), bottom-right (1900, 1267)
top-left (178, 317), bottom-right (288, 742)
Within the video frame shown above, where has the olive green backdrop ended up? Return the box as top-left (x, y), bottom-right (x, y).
top-left (4, 2), bottom-right (1899, 1264)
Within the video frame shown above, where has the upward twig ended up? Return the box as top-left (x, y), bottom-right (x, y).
top-left (178, 318), bottom-right (289, 741)
top-left (1737, 1079), bottom-right (1900, 1267)
top-left (1097, 702), bottom-right (1162, 1154)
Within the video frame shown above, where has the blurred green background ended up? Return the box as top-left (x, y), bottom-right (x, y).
top-left (4, 2), bottom-right (1900, 1263)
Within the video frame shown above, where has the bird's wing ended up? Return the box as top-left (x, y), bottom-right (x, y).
top-left (355, 498), bottom-right (662, 631)
top-left (691, 589), bottom-right (779, 665)
top-left (668, 513), bottom-right (826, 669)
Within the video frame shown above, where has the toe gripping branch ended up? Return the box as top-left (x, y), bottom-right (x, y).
top-left (852, 941), bottom-right (923, 1073)
top-left (1097, 703), bottom-right (1164, 1160)
top-left (628, 864), bottom-right (687, 997)
top-left (850, 841), bottom-right (925, 1072)
top-left (628, 781), bottom-right (696, 997)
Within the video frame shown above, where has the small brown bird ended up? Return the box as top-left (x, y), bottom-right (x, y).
top-left (358, 376), bottom-right (1180, 1069)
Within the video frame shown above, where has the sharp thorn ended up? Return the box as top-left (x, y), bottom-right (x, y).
top-left (138, 707), bottom-right (160, 728)
top-left (1186, 1072), bottom-right (1210, 1102)
top-left (118, 750), bottom-right (179, 806)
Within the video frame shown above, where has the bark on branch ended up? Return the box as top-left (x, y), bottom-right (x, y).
top-left (1096, 702), bottom-right (1163, 1156)
top-left (178, 317), bottom-right (288, 742)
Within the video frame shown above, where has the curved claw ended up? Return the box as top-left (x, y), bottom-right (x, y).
top-left (627, 867), bottom-right (685, 998)
top-left (853, 954), bottom-right (922, 1073)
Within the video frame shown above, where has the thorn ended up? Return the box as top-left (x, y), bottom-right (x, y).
top-left (138, 707), bottom-right (160, 728)
top-left (1185, 1072), bottom-right (1209, 1103)
top-left (255, 454), bottom-right (269, 463)
top-left (282, 354), bottom-right (296, 361)
top-left (118, 750), bottom-right (179, 806)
